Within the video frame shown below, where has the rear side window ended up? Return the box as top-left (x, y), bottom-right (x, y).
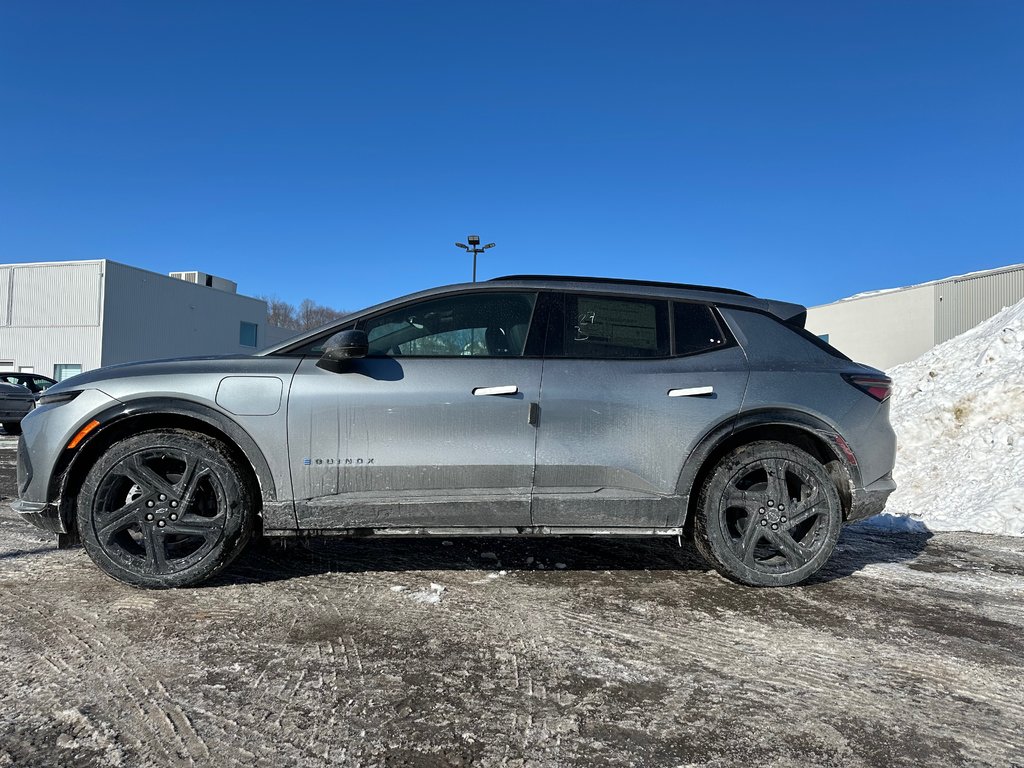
top-left (673, 302), bottom-right (728, 356)
top-left (561, 294), bottom-right (670, 358)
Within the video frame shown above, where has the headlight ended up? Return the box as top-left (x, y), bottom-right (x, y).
top-left (37, 390), bottom-right (83, 406)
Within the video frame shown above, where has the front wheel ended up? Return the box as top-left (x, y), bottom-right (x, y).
top-left (694, 441), bottom-right (843, 587)
top-left (78, 429), bottom-right (254, 588)
top-left (3, 422), bottom-right (21, 435)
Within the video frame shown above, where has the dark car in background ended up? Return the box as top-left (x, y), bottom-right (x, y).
top-left (1, 373), bottom-right (58, 394)
top-left (0, 382), bottom-right (38, 435)
top-left (14, 275), bottom-right (896, 589)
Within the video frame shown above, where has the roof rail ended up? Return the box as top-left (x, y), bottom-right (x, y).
top-left (490, 274), bottom-right (753, 297)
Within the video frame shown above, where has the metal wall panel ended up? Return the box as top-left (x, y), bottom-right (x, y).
top-left (10, 262), bottom-right (103, 327)
top-left (0, 262), bottom-right (104, 376)
top-left (0, 268), bottom-right (11, 326)
top-left (101, 261), bottom-right (270, 366)
top-left (934, 266), bottom-right (1024, 344)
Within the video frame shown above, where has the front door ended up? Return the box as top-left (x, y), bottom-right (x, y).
top-left (287, 290), bottom-right (542, 529)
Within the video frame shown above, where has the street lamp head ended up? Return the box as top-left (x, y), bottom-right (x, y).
top-left (455, 242), bottom-right (469, 250)
top-left (483, 243), bottom-right (496, 249)
top-left (467, 234), bottom-right (481, 246)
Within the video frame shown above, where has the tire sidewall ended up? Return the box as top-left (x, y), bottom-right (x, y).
top-left (696, 441), bottom-right (842, 587)
top-left (77, 430), bottom-right (253, 589)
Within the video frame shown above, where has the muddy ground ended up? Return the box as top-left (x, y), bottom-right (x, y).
top-left (1, 434), bottom-right (1022, 767)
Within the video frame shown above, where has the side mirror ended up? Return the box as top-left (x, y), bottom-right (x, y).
top-left (321, 329), bottom-right (369, 362)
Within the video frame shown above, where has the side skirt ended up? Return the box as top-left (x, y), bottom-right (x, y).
top-left (262, 525), bottom-right (685, 538)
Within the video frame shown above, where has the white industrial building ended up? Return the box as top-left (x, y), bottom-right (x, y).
top-left (0, 259), bottom-right (295, 380)
top-left (806, 263), bottom-right (1024, 371)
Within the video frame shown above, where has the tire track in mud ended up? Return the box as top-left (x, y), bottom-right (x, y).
top-left (8, 586), bottom-right (220, 766)
top-left (4, 480), bottom-right (1024, 768)
top-left (521, 579), bottom-right (1024, 766)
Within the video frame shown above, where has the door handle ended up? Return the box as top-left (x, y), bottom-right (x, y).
top-left (473, 385), bottom-right (519, 396)
top-left (668, 386), bottom-right (714, 398)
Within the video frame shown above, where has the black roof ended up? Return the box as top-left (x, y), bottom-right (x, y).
top-left (490, 274), bottom-right (753, 298)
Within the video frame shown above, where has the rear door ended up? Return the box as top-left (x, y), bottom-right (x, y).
top-left (287, 290), bottom-right (543, 529)
top-left (533, 292), bottom-right (749, 527)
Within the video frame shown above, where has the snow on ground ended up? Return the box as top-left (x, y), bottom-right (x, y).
top-left (865, 297), bottom-right (1024, 536)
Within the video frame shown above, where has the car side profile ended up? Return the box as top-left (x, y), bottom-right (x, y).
top-left (14, 276), bottom-right (896, 588)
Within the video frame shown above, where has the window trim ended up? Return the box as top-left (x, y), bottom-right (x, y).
top-left (275, 286), bottom-right (742, 362)
top-left (542, 291), bottom-right (738, 361)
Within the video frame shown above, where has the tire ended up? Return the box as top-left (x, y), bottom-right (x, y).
top-left (3, 422), bottom-right (21, 435)
top-left (694, 440), bottom-right (842, 587)
top-left (77, 429), bottom-right (255, 588)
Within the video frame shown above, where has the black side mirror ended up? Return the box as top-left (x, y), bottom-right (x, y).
top-left (321, 330), bottom-right (369, 362)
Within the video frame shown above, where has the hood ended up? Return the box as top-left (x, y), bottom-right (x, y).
top-left (43, 355), bottom-right (255, 395)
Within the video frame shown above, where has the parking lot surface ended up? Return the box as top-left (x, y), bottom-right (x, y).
top-left (1, 435), bottom-right (1022, 767)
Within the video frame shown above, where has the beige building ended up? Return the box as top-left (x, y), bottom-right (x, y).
top-left (806, 264), bottom-right (1024, 371)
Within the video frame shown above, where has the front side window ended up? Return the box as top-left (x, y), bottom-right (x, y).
top-left (362, 292), bottom-right (537, 357)
top-left (559, 294), bottom-right (670, 358)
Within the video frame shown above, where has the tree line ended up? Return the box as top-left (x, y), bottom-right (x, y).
top-left (259, 296), bottom-right (348, 331)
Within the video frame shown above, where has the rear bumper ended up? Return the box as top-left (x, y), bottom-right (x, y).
top-left (846, 473), bottom-right (896, 523)
top-left (11, 499), bottom-right (67, 534)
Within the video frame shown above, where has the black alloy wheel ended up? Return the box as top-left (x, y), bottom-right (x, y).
top-left (78, 430), bottom-right (254, 588)
top-left (695, 440), bottom-right (843, 587)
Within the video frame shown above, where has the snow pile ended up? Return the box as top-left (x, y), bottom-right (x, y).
top-left (871, 298), bottom-right (1024, 536)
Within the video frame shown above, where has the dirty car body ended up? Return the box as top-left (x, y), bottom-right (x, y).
top-left (14, 276), bottom-right (896, 588)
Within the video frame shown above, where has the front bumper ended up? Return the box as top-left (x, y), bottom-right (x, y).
top-left (11, 499), bottom-right (67, 534)
top-left (0, 405), bottom-right (32, 420)
top-left (846, 473), bottom-right (897, 523)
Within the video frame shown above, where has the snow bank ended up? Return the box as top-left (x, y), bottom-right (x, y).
top-left (866, 298), bottom-right (1024, 536)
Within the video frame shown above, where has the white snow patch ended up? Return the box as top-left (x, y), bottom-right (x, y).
top-left (869, 298), bottom-right (1024, 536)
top-left (406, 583), bottom-right (446, 604)
top-left (53, 708), bottom-right (125, 765)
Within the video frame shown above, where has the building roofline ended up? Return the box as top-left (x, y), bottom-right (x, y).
top-left (0, 258), bottom-right (265, 305)
top-left (813, 263), bottom-right (1024, 308)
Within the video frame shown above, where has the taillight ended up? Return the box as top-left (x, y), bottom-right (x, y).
top-left (843, 374), bottom-right (892, 402)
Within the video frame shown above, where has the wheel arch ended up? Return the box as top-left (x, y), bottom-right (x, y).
top-left (53, 398), bottom-right (277, 535)
top-left (676, 408), bottom-right (861, 532)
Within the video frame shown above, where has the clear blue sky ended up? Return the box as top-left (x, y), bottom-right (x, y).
top-left (2, 1), bottom-right (1021, 311)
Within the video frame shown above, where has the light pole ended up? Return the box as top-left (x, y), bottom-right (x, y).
top-left (455, 235), bottom-right (495, 282)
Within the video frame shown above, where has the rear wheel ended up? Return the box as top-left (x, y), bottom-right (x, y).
top-left (3, 422), bottom-right (21, 435)
top-left (694, 440), bottom-right (842, 587)
top-left (78, 430), bottom-right (254, 588)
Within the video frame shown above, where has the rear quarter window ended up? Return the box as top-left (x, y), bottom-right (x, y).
top-left (673, 302), bottom-right (729, 356)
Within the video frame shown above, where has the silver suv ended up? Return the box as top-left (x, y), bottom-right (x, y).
top-left (14, 276), bottom-right (896, 588)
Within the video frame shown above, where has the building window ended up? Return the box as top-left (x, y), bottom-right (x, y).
top-left (240, 321), bottom-right (259, 347)
top-left (54, 363), bottom-right (82, 381)
top-left (817, 333), bottom-right (830, 343)
top-left (18, 366), bottom-right (34, 373)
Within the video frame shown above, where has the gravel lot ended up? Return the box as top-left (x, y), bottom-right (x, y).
top-left (1, 434), bottom-right (1022, 767)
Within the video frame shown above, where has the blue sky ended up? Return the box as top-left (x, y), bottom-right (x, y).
top-left (1, 1), bottom-right (1021, 311)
